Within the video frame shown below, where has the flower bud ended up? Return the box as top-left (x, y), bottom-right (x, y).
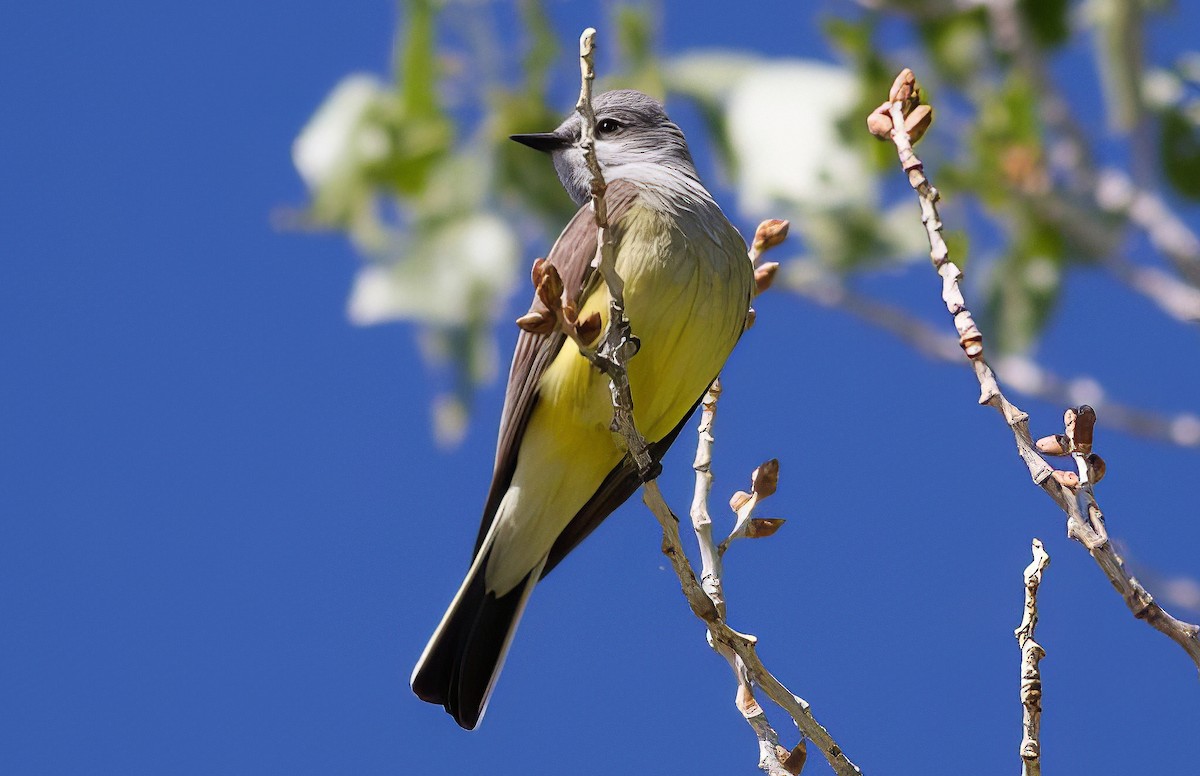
top-left (904, 104), bottom-right (933, 144)
top-left (1036, 434), bottom-right (1068, 456)
top-left (889, 68), bottom-right (916, 103)
top-left (751, 459), bottom-right (779, 499)
top-left (536, 264), bottom-right (565, 311)
top-left (866, 104), bottom-right (894, 139)
top-left (746, 517), bottom-right (785, 539)
top-left (515, 310), bottom-right (555, 335)
top-left (1051, 470), bottom-right (1079, 489)
top-left (753, 219), bottom-right (790, 251)
top-left (754, 262), bottom-right (779, 295)
top-left (1069, 405), bottom-right (1096, 455)
top-left (575, 311), bottom-right (602, 345)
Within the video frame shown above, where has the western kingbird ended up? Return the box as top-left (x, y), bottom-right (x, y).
top-left (411, 89), bottom-right (754, 729)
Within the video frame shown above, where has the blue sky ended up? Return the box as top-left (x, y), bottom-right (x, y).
top-left (4, 2), bottom-right (1199, 774)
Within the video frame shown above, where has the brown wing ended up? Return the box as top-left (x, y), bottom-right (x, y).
top-left (472, 180), bottom-right (642, 556)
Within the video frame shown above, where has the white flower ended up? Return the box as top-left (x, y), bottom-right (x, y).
top-left (292, 74), bottom-right (387, 190)
top-left (346, 212), bottom-right (519, 327)
top-left (667, 55), bottom-right (872, 219)
top-left (725, 61), bottom-right (870, 217)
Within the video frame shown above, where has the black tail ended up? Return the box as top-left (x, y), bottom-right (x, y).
top-left (410, 552), bottom-right (541, 729)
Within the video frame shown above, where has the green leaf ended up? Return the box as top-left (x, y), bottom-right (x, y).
top-left (1160, 107), bottom-right (1200, 200)
top-left (1087, 0), bottom-right (1145, 133)
top-left (358, 103), bottom-right (453, 198)
top-left (968, 74), bottom-right (1045, 208)
top-left (396, 0), bottom-right (442, 120)
top-left (518, 0), bottom-right (557, 98)
top-left (918, 8), bottom-right (989, 83)
top-left (823, 16), bottom-right (873, 60)
top-left (804, 207), bottom-right (899, 272)
top-left (489, 92), bottom-right (578, 228)
top-left (1018, 0), bottom-right (1070, 48)
top-left (983, 220), bottom-right (1065, 353)
top-left (944, 230), bottom-right (970, 269)
top-left (823, 15), bottom-right (896, 170)
top-left (612, 4), bottom-right (663, 96)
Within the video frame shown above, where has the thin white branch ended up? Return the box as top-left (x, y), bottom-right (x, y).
top-left (1097, 168), bottom-right (1200, 290)
top-left (570, 29), bottom-right (858, 775)
top-left (574, 27), bottom-right (653, 475)
top-left (1015, 539), bottom-right (1050, 776)
top-left (642, 481), bottom-right (859, 776)
top-left (687, 380), bottom-right (803, 776)
top-left (1103, 253), bottom-right (1200, 324)
top-left (691, 381), bottom-right (726, 616)
top-left (878, 68), bottom-right (1200, 671)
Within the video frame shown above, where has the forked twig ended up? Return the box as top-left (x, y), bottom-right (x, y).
top-left (871, 67), bottom-right (1200, 671)
top-left (550, 28), bottom-right (860, 776)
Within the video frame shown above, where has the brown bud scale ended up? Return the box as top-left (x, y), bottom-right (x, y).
top-left (751, 459), bottom-right (780, 499)
top-left (905, 104), bottom-right (933, 143)
top-left (515, 311), bottom-right (555, 335)
top-left (1036, 434), bottom-right (1068, 456)
top-left (575, 311), bottom-right (602, 345)
top-left (867, 108), bottom-right (894, 139)
top-left (755, 262), bottom-right (779, 295)
top-left (753, 219), bottom-right (790, 250)
top-left (1051, 470), bottom-right (1080, 489)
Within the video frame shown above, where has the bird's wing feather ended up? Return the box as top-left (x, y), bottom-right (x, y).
top-left (472, 180), bottom-right (642, 557)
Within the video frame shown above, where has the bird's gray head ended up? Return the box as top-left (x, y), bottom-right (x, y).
top-left (510, 89), bottom-right (699, 206)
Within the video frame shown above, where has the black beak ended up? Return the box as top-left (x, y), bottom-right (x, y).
top-left (509, 132), bottom-right (568, 152)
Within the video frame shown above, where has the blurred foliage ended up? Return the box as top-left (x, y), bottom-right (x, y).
top-left (1018, 0), bottom-right (1071, 49)
top-left (292, 0), bottom-right (1200, 443)
top-left (1160, 108), bottom-right (1200, 201)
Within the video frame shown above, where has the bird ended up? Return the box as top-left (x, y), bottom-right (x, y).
top-left (410, 89), bottom-right (754, 729)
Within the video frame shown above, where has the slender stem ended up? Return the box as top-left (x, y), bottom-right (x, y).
top-left (1015, 539), bottom-right (1050, 776)
top-left (877, 69), bottom-right (1200, 672)
top-left (571, 27), bottom-right (859, 775)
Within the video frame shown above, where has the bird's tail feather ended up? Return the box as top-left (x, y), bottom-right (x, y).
top-left (410, 551), bottom-right (544, 730)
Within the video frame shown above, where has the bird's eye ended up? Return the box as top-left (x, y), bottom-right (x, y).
top-left (596, 118), bottom-right (621, 135)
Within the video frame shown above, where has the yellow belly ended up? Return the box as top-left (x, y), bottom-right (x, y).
top-left (484, 204), bottom-right (750, 595)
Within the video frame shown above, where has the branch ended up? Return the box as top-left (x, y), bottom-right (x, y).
top-left (691, 381), bottom-right (727, 616)
top-left (870, 68), bottom-right (1200, 671)
top-left (574, 27), bottom-right (653, 476)
top-left (643, 479), bottom-right (854, 776)
top-left (687, 381), bottom-right (804, 776)
top-left (984, 0), bottom-right (1200, 310)
top-left (567, 29), bottom-right (858, 774)
top-left (1015, 539), bottom-right (1050, 776)
top-left (1095, 168), bottom-right (1200, 292)
top-left (782, 263), bottom-right (1200, 448)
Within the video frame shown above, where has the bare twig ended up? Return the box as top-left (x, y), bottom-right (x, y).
top-left (643, 480), bottom-right (857, 776)
top-left (1015, 539), bottom-right (1050, 776)
top-left (688, 381), bottom-right (800, 776)
top-left (575, 27), bottom-right (653, 476)
top-left (874, 67), bottom-right (1200, 671)
top-left (691, 381), bottom-right (727, 616)
top-left (1095, 168), bottom-right (1200, 290)
top-left (570, 29), bottom-right (859, 775)
top-left (719, 460), bottom-right (782, 556)
top-left (1102, 253), bottom-right (1200, 324)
